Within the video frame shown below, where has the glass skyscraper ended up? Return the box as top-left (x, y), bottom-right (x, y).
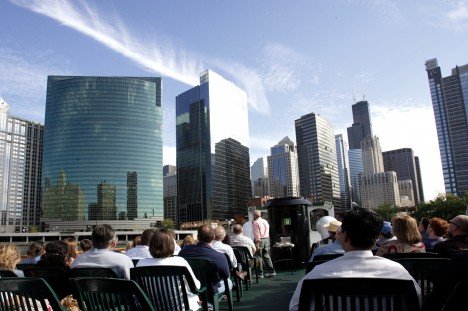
top-left (295, 113), bottom-right (340, 205)
top-left (176, 70), bottom-right (250, 224)
top-left (42, 76), bottom-right (163, 223)
top-left (347, 101), bottom-right (373, 150)
top-left (335, 134), bottom-right (352, 210)
top-left (267, 136), bottom-right (300, 198)
top-left (426, 58), bottom-right (468, 197)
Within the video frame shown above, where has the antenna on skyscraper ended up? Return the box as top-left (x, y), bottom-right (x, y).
top-left (352, 87), bottom-right (356, 103)
top-left (361, 84), bottom-right (366, 101)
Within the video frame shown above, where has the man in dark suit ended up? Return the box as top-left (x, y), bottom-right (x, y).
top-left (179, 225), bottom-right (232, 294)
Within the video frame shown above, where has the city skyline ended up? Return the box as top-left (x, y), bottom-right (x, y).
top-left (3, 1), bottom-right (468, 200)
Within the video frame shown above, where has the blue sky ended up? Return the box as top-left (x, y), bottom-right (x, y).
top-left (2, 0), bottom-right (468, 201)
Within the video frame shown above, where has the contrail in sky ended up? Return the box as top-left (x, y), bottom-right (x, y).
top-left (11, 0), bottom-right (201, 86)
top-left (11, 0), bottom-right (271, 114)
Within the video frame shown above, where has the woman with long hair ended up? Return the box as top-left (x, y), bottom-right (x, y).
top-left (376, 214), bottom-right (426, 256)
top-left (137, 228), bottom-right (201, 310)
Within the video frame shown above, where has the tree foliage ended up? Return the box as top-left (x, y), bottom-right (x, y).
top-left (161, 218), bottom-right (175, 229)
top-left (374, 203), bottom-right (399, 222)
top-left (411, 193), bottom-right (467, 221)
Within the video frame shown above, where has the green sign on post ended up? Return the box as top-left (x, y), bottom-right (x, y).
top-left (283, 218), bottom-right (291, 225)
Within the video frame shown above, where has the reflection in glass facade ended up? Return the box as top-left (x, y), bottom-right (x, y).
top-left (267, 137), bottom-right (300, 198)
top-left (176, 70), bottom-right (250, 224)
top-left (0, 99), bottom-right (44, 232)
top-left (335, 134), bottom-right (352, 210)
top-left (295, 113), bottom-right (340, 205)
top-left (348, 149), bottom-right (363, 206)
top-left (42, 76), bottom-right (163, 222)
top-left (426, 58), bottom-right (468, 197)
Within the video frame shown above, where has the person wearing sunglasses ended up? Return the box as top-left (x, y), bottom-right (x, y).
top-left (432, 215), bottom-right (468, 257)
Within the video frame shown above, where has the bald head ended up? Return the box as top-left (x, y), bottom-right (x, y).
top-left (253, 210), bottom-right (261, 219)
top-left (233, 224), bottom-right (243, 235)
top-left (214, 226), bottom-right (226, 241)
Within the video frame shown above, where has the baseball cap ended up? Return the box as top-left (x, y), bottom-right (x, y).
top-left (381, 221), bottom-right (392, 235)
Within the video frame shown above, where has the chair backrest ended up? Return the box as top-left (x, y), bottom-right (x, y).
top-left (185, 258), bottom-right (220, 296)
top-left (22, 266), bottom-right (73, 299)
top-left (0, 269), bottom-right (19, 277)
top-left (298, 278), bottom-right (420, 311)
top-left (132, 259), bottom-right (139, 267)
top-left (442, 279), bottom-right (468, 311)
top-left (70, 277), bottom-right (156, 311)
top-left (391, 257), bottom-right (451, 300)
top-left (232, 245), bottom-right (253, 259)
top-left (16, 263), bottom-right (37, 270)
top-left (384, 252), bottom-right (440, 259)
top-left (131, 265), bottom-right (200, 311)
top-left (68, 267), bottom-right (120, 278)
top-left (0, 277), bottom-right (65, 311)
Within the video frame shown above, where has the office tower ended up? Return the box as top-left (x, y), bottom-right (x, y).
top-left (335, 134), bottom-right (352, 210)
top-left (348, 149), bottom-right (363, 206)
top-left (361, 172), bottom-right (400, 209)
top-left (176, 70), bottom-right (250, 224)
top-left (414, 156), bottom-right (425, 202)
top-left (361, 136), bottom-right (384, 175)
top-left (251, 157), bottom-right (269, 196)
top-left (346, 101), bottom-right (372, 206)
top-left (212, 138), bottom-right (251, 219)
top-left (426, 58), bottom-right (468, 197)
top-left (295, 113), bottom-right (340, 204)
top-left (360, 135), bottom-right (401, 209)
top-left (382, 148), bottom-right (422, 205)
top-left (251, 157), bottom-right (268, 180)
top-left (163, 165), bottom-right (177, 223)
top-left (42, 76), bottom-right (163, 224)
top-left (347, 101), bottom-right (373, 149)
top-left (267, 136), bottom-right (300, 198)
top-left (0, 99), bottom-right (44, 233)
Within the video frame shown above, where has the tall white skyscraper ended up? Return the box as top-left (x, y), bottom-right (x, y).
top-left (267, 137), bottom-right (300, 198)
top-left (361, 136), bottom-right (384, 175)
top-left (360, 135), bottom-right (401, 209)
top-left (0, 98), bottom-right (44, 233)
top-left (251, 157), bottom-right (269, 197)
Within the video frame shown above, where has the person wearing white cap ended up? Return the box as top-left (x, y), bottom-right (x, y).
top-left (308, 220), bottom-right (344, 262)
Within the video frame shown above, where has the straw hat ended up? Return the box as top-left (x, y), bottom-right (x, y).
top-left (323, 220), bottom-right (342, 233)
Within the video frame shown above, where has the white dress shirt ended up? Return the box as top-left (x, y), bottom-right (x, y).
top-left (289, 250), bottom-right (422, 311)
top-left (125, 245), bottom-right (152, 259)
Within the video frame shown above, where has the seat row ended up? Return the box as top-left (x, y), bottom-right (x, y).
top-left (0, 258), bottom-right (236, 311)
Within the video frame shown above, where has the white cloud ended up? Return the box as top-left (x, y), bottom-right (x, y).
top-left (11, 0), bottom-right (273, 117)
top-left (163, 145), bottom-right (176, 166)
top-left (259, 42), bottom-right (304, 93)
top-left (371, 102), bottom-right (444, 200)
top-left (0, 47), bottom-right (70, 121)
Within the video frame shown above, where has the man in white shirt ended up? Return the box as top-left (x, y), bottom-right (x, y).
top-left (289, 208), bottom-right (422, 311)
top-left (71, 224), bottom-right (134, 279)
top-left (230, 224), bottom-right (256, 256)
top-left (212, 226), bottom-right (247, 280)
top-left (125, 229), bottom-right (154, 259)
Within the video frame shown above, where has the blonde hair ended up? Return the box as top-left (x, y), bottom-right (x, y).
top-left (392, 214), bottom-right (422, 244)
top-left (63, 237), bottom-right (79, 259)
top-left (0, 244), bottom-right (21, 270)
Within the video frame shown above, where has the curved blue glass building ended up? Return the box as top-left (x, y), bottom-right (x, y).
top-left (42, 76), bottom-right (163, 222)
